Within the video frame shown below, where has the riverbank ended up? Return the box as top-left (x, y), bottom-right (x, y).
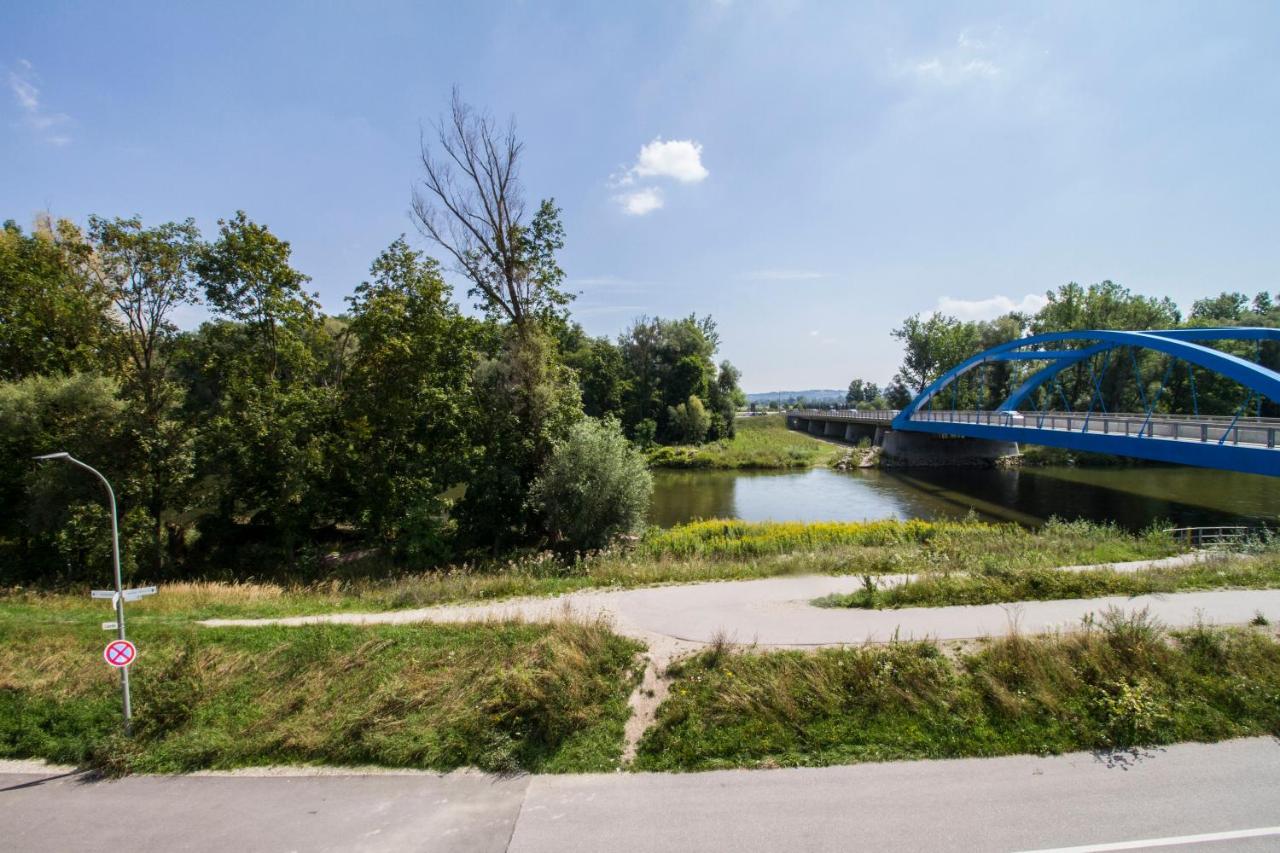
top-left (0, 519), bottom-right (1181, 622)
top-left (647, 414), bottom-right (841, 469)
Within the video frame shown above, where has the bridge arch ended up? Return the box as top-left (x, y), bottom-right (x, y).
top-left (893, 328), bottom-right (1280, 428)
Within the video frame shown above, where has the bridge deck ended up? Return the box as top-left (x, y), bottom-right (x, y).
top-left (789, 408), bottom-right (1280, 476)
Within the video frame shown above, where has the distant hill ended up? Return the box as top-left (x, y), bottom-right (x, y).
top-left (746, 389), bottom-right (845, 405)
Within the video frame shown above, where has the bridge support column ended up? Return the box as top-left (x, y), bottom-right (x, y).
top-left (809, 420), bottom-right (824, 436)
top-left (824, 421), bottom-right (843, 437)
top-left (880, 430), bottom-right (1019, 468)
top-left (873, 427), bottom-right (886, 448)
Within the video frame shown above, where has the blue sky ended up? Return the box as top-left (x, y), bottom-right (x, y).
top-left (5, 2), bottom-right (1279, 392)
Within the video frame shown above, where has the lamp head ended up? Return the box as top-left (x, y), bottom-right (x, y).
top-left (33, 452), bottom-right (71, 461)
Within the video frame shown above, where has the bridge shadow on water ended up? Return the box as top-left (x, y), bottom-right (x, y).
top-left (648, 464), bottom-right (1280, 531)
top-left (879, 464), bottom-right (1280, 530)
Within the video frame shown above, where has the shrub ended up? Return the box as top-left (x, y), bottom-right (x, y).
top-left (530, 416), bottom-right (653, 553)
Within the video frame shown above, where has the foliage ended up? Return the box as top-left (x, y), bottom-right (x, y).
top-left (454, 325), bottom-right (584, 554)
top-left (530, 416), bottom-right (652, 553)
top-left (636, 614), bottom-right (1280, 770)
top-left (86, 215), bottom-right (203, 574)
top-left (667, 395), bottom-right (711, 444)
top-left (647, 413), bottom-right (840, 470)
top-left (0, 217), bottom-right (114, 380)
top-left (0, 619), bottom-right (642, 774)
top-left (0, 373), bottom-right (133, 583)
top-left (336, 237), bottom-right (480, 561)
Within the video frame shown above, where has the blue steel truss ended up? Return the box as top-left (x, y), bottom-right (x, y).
top-left (891, 328), bottom-right (1280, 477)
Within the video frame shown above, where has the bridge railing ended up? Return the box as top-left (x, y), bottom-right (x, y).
top-left (789, 409), bottom-right (899, 422)
top-left (908, 409), bottom-right (1280, 449)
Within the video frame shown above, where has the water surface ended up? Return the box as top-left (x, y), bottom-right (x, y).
top-left (648, 466), bottom-right (1280, 531)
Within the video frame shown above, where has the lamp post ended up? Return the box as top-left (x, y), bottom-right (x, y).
top-left (34, 452), bottom-right (132, 731)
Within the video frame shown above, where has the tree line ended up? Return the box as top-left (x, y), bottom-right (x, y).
top-left (0, 95), bottom-right (741, 585)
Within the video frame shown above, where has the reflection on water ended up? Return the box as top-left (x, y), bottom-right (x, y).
top-left (648, 466), bottom-right (1280, 531)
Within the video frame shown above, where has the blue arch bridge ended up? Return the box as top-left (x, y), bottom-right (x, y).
top-left (787, 327), bottom-right (1280, 478)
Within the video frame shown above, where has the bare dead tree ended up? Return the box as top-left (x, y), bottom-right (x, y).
top-left (412, 89), bottom-right (568, 329)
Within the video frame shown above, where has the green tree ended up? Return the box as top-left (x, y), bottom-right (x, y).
top-left (529, 416), bottom-right (652, 553)
top-left (455, 326), bottom-right (583, 553)
top-left (193, 213), bottom-right (332, 563)
top-left (339, 237), bottom-right (480, 561)
top-left (0, 373), bottom-right (131, 583)
top-left (0, 216), bottom-right (114, 380)
top-left (86, 215), bottom-right (202, 573)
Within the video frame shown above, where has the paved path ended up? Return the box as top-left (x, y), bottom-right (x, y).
top-left (201, 554), bottom-right (1280, 654)
top-left (5, 737), bottom-right (1280, 852)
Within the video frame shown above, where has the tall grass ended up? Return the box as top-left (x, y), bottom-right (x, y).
top-left (0, 618), bottom-right (642, 775)
top-left (636, 611), bottom-right (1280, 771)
top-left (647, 414), bottom-right (841, 470)
top-left (819, 554), bottom-right (1280, 609)
top-left (0, 520), bottom-right (1184, 623)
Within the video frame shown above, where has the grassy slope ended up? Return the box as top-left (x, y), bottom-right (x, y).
top-left (647, 414), bottom-right (842, 469)
top-left (636, 614), bottom-right (1280, 771)
top-left (0, 520), bottom-right (1182, 623)
top-left (819, 553), bottom-right (1280, 609)
top-left (0, 619), bottom-right (641, 775)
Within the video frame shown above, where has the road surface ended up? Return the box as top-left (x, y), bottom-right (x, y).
top-left (4, 737), bottom-right (1279, 852)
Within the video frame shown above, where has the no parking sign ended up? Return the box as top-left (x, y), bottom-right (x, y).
top-left (104, 639), bottom-right (136, 668)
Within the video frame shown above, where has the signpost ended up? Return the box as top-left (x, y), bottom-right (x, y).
top-left (34, 452), bottom-right (157, 735)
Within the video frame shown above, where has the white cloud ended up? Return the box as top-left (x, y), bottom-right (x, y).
top-left (610, 137), bottom-right (708, 215)
top-left (8, 59), bottom-right (71, 145)
top-left (616, 187), bottom-right (664, 216)
top-left (903, 28), bottom-right (1004, 86)
top-left (809, 330), bottom-right (820, 336)
top-left (934, 293), bottom-right (1048, 321)
top-left (632, 138), bottom-right (709, 183)
top-left (741, 269), bottom-right (829, 281)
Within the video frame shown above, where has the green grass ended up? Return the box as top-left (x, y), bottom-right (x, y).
top-left (0, 618), bottom-right (642, 775)
top-left (818, 554), bottom-right (1280, 609)
top-left (635, 611), bottom-right (1280, 771)
top-left (0, 519), bottom-right (1184, 624)
top-left (647, 414), bottom-right (841, 469)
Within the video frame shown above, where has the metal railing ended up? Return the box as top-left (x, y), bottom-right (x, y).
top-left (1164, 526), bottom-right (1254, 549)
top-left (789, 408), bottom-right (895, 421)
top-left (908, 409), bottom-right (1280, 450)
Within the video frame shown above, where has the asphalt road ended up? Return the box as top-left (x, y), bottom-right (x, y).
top-left (5, 737), bottom-right (1279, 852)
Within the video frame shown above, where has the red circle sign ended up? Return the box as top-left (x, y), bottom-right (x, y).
top-left (104, 639), bottom-right (136, 668)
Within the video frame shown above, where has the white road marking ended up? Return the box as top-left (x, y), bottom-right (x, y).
top-left (1017, 825), bottom-right (1280, 852)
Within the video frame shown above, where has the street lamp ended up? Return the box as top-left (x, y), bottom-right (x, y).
top-left (34, 452), bottom-right (132, 730)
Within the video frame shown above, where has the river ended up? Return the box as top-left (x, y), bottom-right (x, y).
top-left (648, 465), bottom-right (1280, 530)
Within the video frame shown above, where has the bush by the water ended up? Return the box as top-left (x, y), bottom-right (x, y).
top-left (531, 416), bottom-right (653, 552)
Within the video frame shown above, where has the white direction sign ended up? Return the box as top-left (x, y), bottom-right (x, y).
top-left (91, 586), bottom-right (157, 604)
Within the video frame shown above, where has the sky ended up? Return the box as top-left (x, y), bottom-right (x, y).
top-left (4, 2), bottom-right (1279, 393)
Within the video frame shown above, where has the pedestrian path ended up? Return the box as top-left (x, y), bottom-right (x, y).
top-left (201, 552), bottom-right (1277, 653)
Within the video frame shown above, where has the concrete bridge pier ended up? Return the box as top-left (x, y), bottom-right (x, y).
top-left (880, 430), bottom-right (1019, 468)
